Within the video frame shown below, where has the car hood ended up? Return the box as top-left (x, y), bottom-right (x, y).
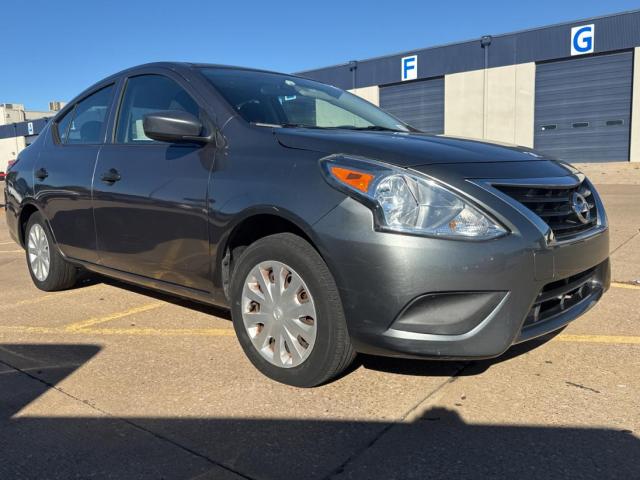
top-left (276, 129), bottom-right (550, 166)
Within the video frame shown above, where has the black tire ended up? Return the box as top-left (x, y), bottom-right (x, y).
top-left (25, 212), bottom-right (78, 291)
top-left (230, 233), bottom-right (355, 387)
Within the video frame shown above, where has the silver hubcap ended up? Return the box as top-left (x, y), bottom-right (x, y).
top-left (27, 224), bottom-right (50, 282)
top-left (241, 261), bottom-right (317, 368)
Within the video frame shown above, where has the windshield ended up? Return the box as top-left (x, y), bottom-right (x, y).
top-left (199, 67), bottom-right (411, 132)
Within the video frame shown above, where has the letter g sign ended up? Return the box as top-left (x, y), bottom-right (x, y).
top-left (571, 24), bottom-right (595, 56)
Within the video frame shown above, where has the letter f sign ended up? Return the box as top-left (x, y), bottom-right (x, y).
top-left (401, 55), bottom-right (418, 81)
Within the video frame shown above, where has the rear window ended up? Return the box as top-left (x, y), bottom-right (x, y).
top-left (55, 85), bottom-right (114, 145)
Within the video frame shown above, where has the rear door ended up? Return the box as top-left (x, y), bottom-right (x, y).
top-left (34, 83), bottom-right (116, 263)
top-left (92, 70), bottom-right (215, 292)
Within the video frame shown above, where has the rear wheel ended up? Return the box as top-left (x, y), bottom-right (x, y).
top-left (25, 212), bottom-right (78, 291)
top-left (230, 233), bottom-right (355, 387)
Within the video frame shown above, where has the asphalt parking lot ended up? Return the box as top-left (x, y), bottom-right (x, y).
top-left (1, 164), bottom-right (639, 480)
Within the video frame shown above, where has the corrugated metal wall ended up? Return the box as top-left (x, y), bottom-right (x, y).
top-left (380, 78), bottom-right (444, 134)
top-left (534, 51), bottom-right (633, 162)
top-left (299, 11), bottom-right (640, 90)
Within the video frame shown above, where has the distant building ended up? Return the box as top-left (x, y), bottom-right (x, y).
top-left (300, 10), bottom-right (640, 162)
top-left (0, 102), bottom-right (64, 175)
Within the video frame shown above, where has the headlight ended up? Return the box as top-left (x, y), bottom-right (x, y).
top-left (320, 155), bottom-right (507, 240)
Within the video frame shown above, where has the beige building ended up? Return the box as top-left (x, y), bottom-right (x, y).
top-left (0, 102), bottom-right (64, 175)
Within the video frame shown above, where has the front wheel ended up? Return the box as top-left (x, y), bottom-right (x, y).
top-left (230, 233), bottom-right (355, 387)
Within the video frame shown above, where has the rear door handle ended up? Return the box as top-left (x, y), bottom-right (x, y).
top-left (101, 168), bottom-right (121, 184)
top-left (35, 167), bottom-right (48, 180)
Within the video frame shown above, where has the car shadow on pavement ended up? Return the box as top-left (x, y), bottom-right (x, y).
top-left (0, 343), bottom-right (637, 480)
top-left (88, 274), bottom-right (232, 319)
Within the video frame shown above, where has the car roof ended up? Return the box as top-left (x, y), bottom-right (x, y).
top-left (56, 62), bottom-right (318, 121)
top-left (114, 61), bottom-right (295, 78)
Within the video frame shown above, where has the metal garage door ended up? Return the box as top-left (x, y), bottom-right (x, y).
top-left (380, 78), bottom-right (444, 134)
top-left (534, 51), bottom-right (633, 162)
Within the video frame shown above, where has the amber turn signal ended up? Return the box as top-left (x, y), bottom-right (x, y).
top-left (329, 166), bottom-right (375, 193)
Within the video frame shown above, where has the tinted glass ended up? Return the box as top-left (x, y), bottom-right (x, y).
top-left (116, 75), bottom-right (200, 143)
top-left (200, 68), bottom-right (409, 132)
top-left (66, 85), bottom-right (114, 144)
top-left (55, 108), bottom-right (74, 143)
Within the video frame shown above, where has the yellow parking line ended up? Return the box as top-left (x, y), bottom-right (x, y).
top-left (611, 282), bottom-right (640, 290)
top-left (555, 334), bottom-right (640, 345)
top-left (0, 326), bottom-right (62, 334)
top-left (0, 323), bottom-right (638, 343)
top-left (65, 303), bottom-right (165, 331)
top-left (0, 325), bottom-right (234, 337)
top-left (7, 289), bottom-right (85, 308)
top-left (0, 241), bottom-right (16, 245)
top-left (0, 250), bottom-right (22, 253)
top-left (81, 327), bottom-right (235, 337)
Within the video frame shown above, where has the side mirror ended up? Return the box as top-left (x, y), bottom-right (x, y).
top-left (142, 110), bottom-right (212, 144)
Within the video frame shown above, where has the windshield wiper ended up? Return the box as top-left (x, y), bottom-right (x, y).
top-left (250, 122), bottom-right (324, 129)
top-left (279, 123), bottom-right (325, 129)
top-left (250, 122), bottom-right (404, 132)
top-left (333, 125), bottom-right (405, 132)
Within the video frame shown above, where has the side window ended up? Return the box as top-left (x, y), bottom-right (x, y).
top-left (63, 85), bottom-right (114, 145)
top-left (55, 108), bottom-right (74, 143)
top-left (116, 75), bottom-right (200, 144)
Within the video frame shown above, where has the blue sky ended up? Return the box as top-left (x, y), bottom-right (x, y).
top-left (2, 0), bottom-right (639, 110)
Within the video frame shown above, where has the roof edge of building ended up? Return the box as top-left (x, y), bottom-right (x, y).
top-left (296, 8), bottom-right (640, 76)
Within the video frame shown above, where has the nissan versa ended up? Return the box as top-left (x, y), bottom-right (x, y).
top-left (3, 63), bottom-right (610, 387)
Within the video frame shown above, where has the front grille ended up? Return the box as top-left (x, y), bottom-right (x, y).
top-left (523, 267), bottom-right (597, 329)
top-left (495, 181), bottom-right (598, 241)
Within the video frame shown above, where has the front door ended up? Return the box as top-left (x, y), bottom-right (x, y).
top-left (92, 73), bottom-right (214, 292)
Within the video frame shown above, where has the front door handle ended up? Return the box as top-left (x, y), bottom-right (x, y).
top-left (35, 167), bottom-right (48, 181)
top-left (101, 168), bottom-right (121, 184)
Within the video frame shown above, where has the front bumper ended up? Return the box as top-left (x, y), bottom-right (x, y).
top-left (313, 197), bottom-right (610, 360)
